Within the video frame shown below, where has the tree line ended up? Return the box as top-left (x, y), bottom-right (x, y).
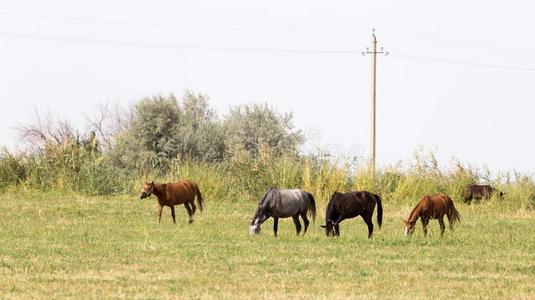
top-left (0, 91), bottom-right (304, 193)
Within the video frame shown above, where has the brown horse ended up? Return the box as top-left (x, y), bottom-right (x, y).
top-left (463, 184), bottom-right (504, 203)
top-left (404, 193), bottom-right (460, 237)
top-left (140, 179), bottom-right (204, 224)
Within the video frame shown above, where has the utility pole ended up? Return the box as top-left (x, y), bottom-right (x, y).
top-left (362, 29), bottom-right (388, 175)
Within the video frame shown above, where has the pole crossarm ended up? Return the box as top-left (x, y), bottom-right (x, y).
top-left (361, 29), bottom-right (389, 56)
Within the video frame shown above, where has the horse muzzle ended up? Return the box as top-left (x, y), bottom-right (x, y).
top-left (249, 225), bottom-right (260, 235)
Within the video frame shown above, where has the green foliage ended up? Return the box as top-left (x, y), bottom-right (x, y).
top-left (18, 139), bottom-right (125, 195)
top-left (223, 103), bottom-right (303, 157)
top-left (1, 92), bottom-right (533, 210)
top-left (110, 92), bottom-right (225, 173)
top-left (1, 139), bottom-right (534, 209)
top-left (0, 149), bottom-right (27, 189)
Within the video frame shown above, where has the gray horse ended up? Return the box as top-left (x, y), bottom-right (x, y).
top-left (249, 188), bottom-right (316, 237)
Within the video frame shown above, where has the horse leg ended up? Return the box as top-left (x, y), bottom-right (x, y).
top-left (421, 217), bottom-right (429, 237)
top-left (273, 217), bottom-right (279, 237)
top-left (363, 214), bottom-right (374, 239)
top-left (301, 213), bottom-right (310, 234)
top-left (157, 204), bottom-right (163, 223)
top-left (170, 205), bottom-right (176, 224)
top-left (184, 202), bottom-right (194, 224)
top-left (438, 217), bottom-right (446, 237)
top-left (334, 224), bottom-right (341, 236)
top-left (292, 215), bottom-right (302, 235)
top-left (334, 216), bottom-right (344, 236)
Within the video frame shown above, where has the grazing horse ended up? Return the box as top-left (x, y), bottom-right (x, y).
top-left (404, 193), bottom-right (460, 237)
top-left (140, 180), bottom-right (204, 224)
top-left (321, 191), bottom-right (383, 238)
top-left (249, 188), bottom-right (316, 237)
top-left (463, 184), bottom-right (504, 203)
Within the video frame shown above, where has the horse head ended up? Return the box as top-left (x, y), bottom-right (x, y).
top-left (249, 206), bottom-right (268, 235)
top-left (320, 220), bottom-right (336, 236)
top-left (403, 218), bottom-right (416, 236)
top-left (140, 181), bottom-right (155, 199)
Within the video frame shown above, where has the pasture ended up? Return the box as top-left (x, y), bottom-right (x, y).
top-left (1, 192), bottom-right (535, 299)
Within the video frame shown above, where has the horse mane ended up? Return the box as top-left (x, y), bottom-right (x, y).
top-left (258, 188), bottom-right (275, 206)
top-left (325, 193), bottom-right (339, 221)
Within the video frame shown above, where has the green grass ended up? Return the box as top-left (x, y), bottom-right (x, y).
top-left (1, 193), bottom-right (535, 299)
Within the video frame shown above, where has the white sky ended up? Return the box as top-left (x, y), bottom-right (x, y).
top-left (0, 1), bottom-right (534, 173)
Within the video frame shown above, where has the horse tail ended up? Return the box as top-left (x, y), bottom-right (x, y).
top-left (195, 184), bottom-right (204, 212)
top-left (304, 191), bottom-right (317, 223)
top-left (374, 194), bottom-right (383, 229)
top-left (448, 198), bottom-right (461, 225)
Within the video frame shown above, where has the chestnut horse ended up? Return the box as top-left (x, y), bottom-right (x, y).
top-left (404, 193), bottom-right (460, 237)
top-left (140, 180), bottom-right (204, 224)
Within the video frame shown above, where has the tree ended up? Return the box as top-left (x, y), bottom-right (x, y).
top-left (109, 92), bottom-right (225, 172)
top-left (223, 103), bottom-right (303, 157)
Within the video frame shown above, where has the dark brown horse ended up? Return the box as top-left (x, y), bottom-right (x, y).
top-left (404, 193), bottom-right (460, 237)
top-left (463, 184), bottom-right (504, 203)
top-left (320, 191), bottom-right (383, 238)
top-left (140, 179), bottom-right (204, 224)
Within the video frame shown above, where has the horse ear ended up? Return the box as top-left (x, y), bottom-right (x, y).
top-left (151, 181), bottom-right (154, 185)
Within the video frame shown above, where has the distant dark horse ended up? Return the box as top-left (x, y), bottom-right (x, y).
top-left (250, 188), bottom-right (316, 237)
top-left (140, 180), bottom-right (204, 224)
top-left (463, 184), bottom-right (504, 203)
top-left (404, 193), bottom-right (460, 237)
top-left (321, 191), bottom-right (383, 238)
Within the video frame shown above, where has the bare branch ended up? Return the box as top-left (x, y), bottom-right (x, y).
top-left (16, 107), bottom-right (76, 150)
top-left (85, 101), bottom-right (133, 150)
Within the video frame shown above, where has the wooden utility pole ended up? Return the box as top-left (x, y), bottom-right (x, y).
top-left (362, 29), bottom-right (387, 174)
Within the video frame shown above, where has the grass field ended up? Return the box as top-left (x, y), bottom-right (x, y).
top-left (1, 193), bottom-right (535, 299)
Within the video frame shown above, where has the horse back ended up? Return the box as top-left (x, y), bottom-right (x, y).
top-left (467, 184), bottom-right (494, 199)
top-left (161, 180), bottom-right (198, 205)
top-left (333, 191), bottom-right (376, 218)
top-left (426, 194), bottom-right (454, 217)
top-left (271, 189), bottom-right (307, 217)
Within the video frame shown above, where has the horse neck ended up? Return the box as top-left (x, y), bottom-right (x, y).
top-left (326, 199), bottom-right (338, 222)
top-left (152, 184), bottom-right (164, 198)
top-left (408, 201), bottom-right (422, 223)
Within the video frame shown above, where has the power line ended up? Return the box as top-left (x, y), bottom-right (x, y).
top-left (378, 29), bottom-right (535, 55)
top-left (0, 11), bottom-right (369, 32)
top-left (2, 30), bottom-right (535, 72)
top-left (0, 31), bottom-right (361, 54)
top-left (390, 52), bottom-right (535, 72)
top-left (3, 11), bottom-right (535, 55)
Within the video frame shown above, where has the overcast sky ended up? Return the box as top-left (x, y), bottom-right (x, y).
top-left (1, 1), bottom-right (534, 173)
